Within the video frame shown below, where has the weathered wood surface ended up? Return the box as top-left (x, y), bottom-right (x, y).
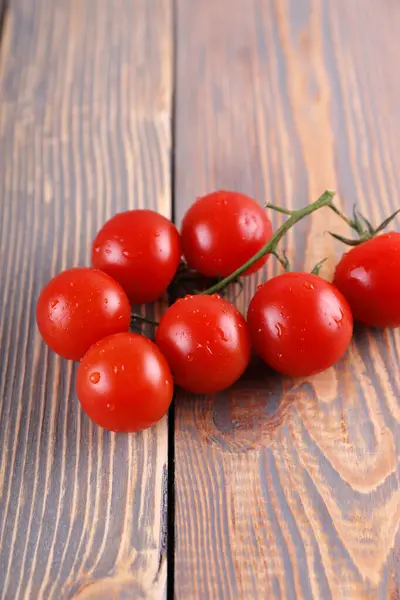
top-left (0, 1), bottom-right (172, 598)
top-left (174, 1), bottom-right (400, 598)
top-left (2, 0), bottom-right (400, 598)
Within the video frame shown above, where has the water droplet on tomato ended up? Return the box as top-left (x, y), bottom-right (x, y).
top-left (113, 365), bottom-right (119, 374)
top-left (122, 250), bottom-right (130, 258)
top-left (51, 299), bottom-right (59, 308)
top-left (278, 353), bottom-right (283, 359)
top-left (105, 248), bottom-right (111, 255)
top-left (121, 365), bottom-right (125, 371)
top-left (217, 327), bottom-right (229, 341)
top-left (211, 294), bottom-right (221, 299)
top-left (70, 282), bottom-right (74, 287)
top-left (257, 284), bottom-right (263, 290)
top-left (333, 311), bottom-right (344, 326)
top-left (187, 353), bottom-right (194, 362)
top-left (90, 372), bottom-right (101, 384)
top-left (275, 323), bottom-right (283, 338)
top-left (106, 403), bottom-right (115, 411)
top-left (304, 281), bottom-right (314, 290)
top-left (94, 245), bottom-right (101, 253)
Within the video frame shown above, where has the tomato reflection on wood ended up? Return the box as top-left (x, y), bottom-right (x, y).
top-left (173, 0), bottom-right (400, 598)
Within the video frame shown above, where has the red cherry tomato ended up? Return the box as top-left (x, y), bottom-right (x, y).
top-left (77, 333), bottom-right (173, 432)
top-left (36, 267), bottom-right (131, 361)
top-left (180, 190), bottom-right (273, 278)
top-left (92, 209), bottom-right (181, 304)
top-left (247, 273), bottom-right (353, 377)
top-left (155, 294), bottom-right (251, 394)
top-left (333, 232), bottom-right (400, 328)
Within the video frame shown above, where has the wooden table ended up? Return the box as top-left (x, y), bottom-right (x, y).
top-left (1, 1), bottom-right (400, 598)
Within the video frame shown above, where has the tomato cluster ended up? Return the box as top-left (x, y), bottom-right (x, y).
top-left (36, 190), bottom-right (400, 433)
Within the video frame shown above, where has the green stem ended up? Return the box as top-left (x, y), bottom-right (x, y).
top-left (265, 204), bottom-right (293, 216)
top-left (328, 203), bottom-right (356, 229)
top-left (130, 313), bottom-right (159, 326)
top-left (271, 250), bottom-right (291, 272)
top-left (201, 190), bottom-right (336, 295)
top-left (311, 257), bottom-right (328, 276)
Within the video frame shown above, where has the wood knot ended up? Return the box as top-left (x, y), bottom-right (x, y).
top-left (71, 575), bottom-right (145, 599)
top-left (191, 358), bottom-right (296, 453)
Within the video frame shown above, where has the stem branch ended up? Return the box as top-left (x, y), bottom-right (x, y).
top-left (328, 203), bottom-right (355, 229)
top-left (130, 313), bottom-right (159, 327)
top-left (265, 204), bottom-right (292, 216)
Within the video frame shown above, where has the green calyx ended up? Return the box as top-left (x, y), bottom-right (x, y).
top-left (328, 204), bottom-right (400, 246)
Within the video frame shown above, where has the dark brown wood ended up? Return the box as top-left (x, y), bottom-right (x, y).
top-left (174, 0), bottom-right (400, 598)
top-left (0, 1), bottom-right (172, 598)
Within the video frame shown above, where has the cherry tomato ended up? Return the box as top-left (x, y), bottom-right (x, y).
top-left (92, 209), bottom-right (181, 303)
top-left (77, 333), bottom-right (173, 432)
top-left (155, 294), bottom-right (251, 393)
top-left (180, 190), bottom-right (273, 278)
top-left (36, 267), bottom-right (131, 361)
top-left (333, 232), bottom-right (400, 328)
top-left (247, 272), bottom-right (353, 377)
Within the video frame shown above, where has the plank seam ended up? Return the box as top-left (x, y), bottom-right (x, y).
top-left (167, 0), bottom-right (178, 597)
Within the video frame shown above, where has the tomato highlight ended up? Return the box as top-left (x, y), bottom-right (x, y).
top-left (333, 232), bottom-right (400, 328)
top-left (156, 294), bottom-right (251, 393)
top-left (247, 273), bottom-right (353, 377)
top-left (92, 209), bottom-right (181, 303)
top-left (36, 267), bottom-right (131, 361)
top-left (77, 333), bottom-right (173, 432)
top-left (181, 190), bottom-right (273, 278)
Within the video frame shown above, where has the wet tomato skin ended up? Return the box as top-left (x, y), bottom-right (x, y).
top-left (155, 294), bottom-right (251, 394)
top-left (247, 272), bottom-right (353, 377)
top-left (36, 267), bottom-right (131, 361)
top-left (92, 209), bottom-right (181, 304)
top-left (333, 232), bottom-right (400, 328)
top-left (77, 333), bottom-right (173, 432)
top-left (181, 190), bottom-right (273, 278)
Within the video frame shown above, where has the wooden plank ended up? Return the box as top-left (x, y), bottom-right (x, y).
top-left (173, 0), bottom-right (400, 598)
top-left (0, 1), bottom-right (172, 598)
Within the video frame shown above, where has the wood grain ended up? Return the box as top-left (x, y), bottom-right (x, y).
top-left (0, 1), bottom-right (172, 598)
top-left (174, 0), bottom-right (400, 598)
